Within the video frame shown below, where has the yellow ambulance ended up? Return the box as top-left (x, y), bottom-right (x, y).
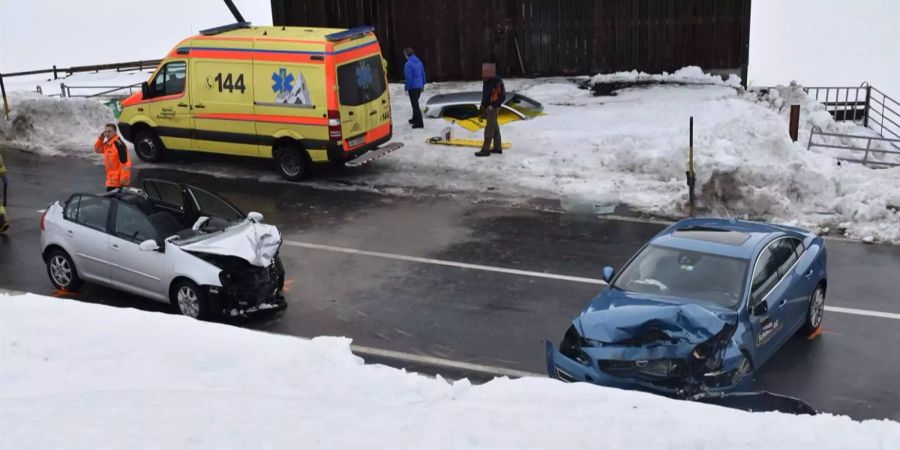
top-left (118, 24), bottom-right (401, 181)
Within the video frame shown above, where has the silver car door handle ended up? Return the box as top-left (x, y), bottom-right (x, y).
top-left (66, 230), bottom-right (74, 236)
top-left (110, 243), bottom-right (119, 250)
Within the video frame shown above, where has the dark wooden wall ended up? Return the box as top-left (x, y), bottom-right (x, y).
top-left (271, 0), bottom-right (751, 83)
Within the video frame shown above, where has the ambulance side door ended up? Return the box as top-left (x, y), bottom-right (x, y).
top-left (191, 58), bottom-right (257, 156)
top-left (252, 41), bottom-right (327, 160)
top-left (147, 60), bottom-right (192, 150)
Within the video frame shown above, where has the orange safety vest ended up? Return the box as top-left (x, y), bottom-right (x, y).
top-left (94, 135), bottom-right (132, 188)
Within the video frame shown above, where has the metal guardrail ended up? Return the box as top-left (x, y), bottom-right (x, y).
top-left (59, 83), bottom-right (142, 99)
top-left (803, 83), bottom-right (900, 141)
top-left (804, 83), bottom-right (900, 166)
top-left (1, 59), bottom-right (161, 80)
top-left (1, 59), bottom-right (161, 119)
top-left (808, 126), bottom-right (900, 167)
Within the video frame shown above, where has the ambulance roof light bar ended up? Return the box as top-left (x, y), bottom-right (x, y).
top-left (325, 26), bottom-right (375, 42)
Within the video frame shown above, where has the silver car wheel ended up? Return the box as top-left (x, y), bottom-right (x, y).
top-left (810, 288), bottom-right (825, 328)
top-left (177, 286), bottom-right (201, 318)
top-left (49, 255), bottom-right (73, 287)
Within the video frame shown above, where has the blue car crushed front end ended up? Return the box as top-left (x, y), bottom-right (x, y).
top-left (546, 293), bottom-right (753, 397)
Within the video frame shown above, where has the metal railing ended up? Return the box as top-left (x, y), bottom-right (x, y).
top-left (803, 84), bottom-right (869, 123)
top-left (803, 83), bottom-right (900, 166)
top-left (807, 126), bottom-right (900, 167)
top-left (1, 59), bottom-right (160, 118)
top-left (803, 83), bottom-right (900, 141)
top-left (59, 83), bottom-right (142, 99)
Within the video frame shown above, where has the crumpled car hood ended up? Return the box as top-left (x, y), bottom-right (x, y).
top-left (178, 221), bottom-right (282, 267)
top-left (577, 289), bottom-right (738, 345)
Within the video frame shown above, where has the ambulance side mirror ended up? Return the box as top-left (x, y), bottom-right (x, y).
top-left (141, 82), bottom-right (151, 99)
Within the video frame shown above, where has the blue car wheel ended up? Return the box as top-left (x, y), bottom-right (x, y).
top-left (801, 284), bottom-right (826, 334)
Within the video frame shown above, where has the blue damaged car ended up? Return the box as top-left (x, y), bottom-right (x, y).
top-left (546, 218), bottom-right (827, 398)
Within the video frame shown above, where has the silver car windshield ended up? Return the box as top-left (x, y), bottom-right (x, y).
top-left (611, 244), bottom-right (748, 308)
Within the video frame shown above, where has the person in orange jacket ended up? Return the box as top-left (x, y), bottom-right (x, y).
top-left (94, 123), bottom-right (131, 191)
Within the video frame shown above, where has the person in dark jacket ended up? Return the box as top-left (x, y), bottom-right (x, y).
top-left (475, 63), bottom-right (505, 157)
top-left (403, 47), bottom-right (426, 129)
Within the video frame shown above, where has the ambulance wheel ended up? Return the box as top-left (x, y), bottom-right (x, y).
top-left (275, 146), bottom-right (310, 181)
top-left (134, 130), bottom-right (165, 163)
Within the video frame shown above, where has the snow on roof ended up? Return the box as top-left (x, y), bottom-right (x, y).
top-left (2, 293), bottom-right (898, 449)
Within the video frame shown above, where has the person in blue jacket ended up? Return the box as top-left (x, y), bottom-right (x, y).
top-left (403, 47), bottom-right (426, 129)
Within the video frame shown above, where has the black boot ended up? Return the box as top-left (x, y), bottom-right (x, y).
top-left (474, 150), bottom-right (491, 157)
top-left (491, 148), bottom-right (503, 154)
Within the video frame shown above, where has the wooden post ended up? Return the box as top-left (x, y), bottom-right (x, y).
top-left (863, 85), bottom-right (872, 128)
top-left (789, 104), bottom-right (800, 142)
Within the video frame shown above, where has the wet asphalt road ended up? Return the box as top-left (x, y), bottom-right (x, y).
top-left (2, 149), bottom-right (900, 421)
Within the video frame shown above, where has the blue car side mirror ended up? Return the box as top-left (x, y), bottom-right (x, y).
top-left (602, 266), bottom-right (615, 283)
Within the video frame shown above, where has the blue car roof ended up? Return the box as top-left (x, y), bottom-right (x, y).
top-left (651, 218), bottom-right (809, 260)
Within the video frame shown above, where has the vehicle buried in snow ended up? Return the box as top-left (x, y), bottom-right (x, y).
top-left (40, 179), bottom-right (286, 320)
top-left (547, 218), bottom-right (827, 413)
top-left (424, 91), bottom-right (543, 120)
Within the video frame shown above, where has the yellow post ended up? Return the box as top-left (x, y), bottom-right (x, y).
top-left (687, 116), bottom-right (696, 216)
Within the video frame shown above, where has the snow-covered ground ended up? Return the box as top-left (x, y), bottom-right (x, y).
top-left (2, 293), bottom-right (899, 450)
top-left (2, 67), bottom-right (900, 242)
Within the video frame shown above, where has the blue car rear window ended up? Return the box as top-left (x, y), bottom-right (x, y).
top-left (612, 244), bottom-right (748, 308)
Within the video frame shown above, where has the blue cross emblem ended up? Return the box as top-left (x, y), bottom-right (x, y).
top-left (272, 68), bottom-right (294, 93)
top-left (356, 62), bottom-right (373, 89)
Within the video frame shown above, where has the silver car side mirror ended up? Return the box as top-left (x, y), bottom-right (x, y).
top-left (139, 239), bottom-right (160, 252)
top-left (247, 211), bottom-right (264, 223)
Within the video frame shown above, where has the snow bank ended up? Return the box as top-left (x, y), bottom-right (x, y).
top-left (590, 66), bottom-right (742, 88)
top-left (0, 92), bottom-right (115, 156)
top-left (1, 293), bottom-right (899, 450)
top-left (379, 76), bottom-right (900, 242)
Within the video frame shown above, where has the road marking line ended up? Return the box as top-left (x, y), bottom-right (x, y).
top-left (282, 240), bottom-right (900, 322)
top-left (824, 305), bottom-right (900, 321)
top-left (349, 343), bottom-right (542, 379)
top-left (282, 240), bottom-right (606, 285)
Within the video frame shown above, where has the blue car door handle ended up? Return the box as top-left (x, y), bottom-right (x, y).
top-left (804, 269), bottom-right (814, 279)
top-left (778, 299), bottom-right (787, 308)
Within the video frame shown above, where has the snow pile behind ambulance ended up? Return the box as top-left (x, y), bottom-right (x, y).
top-left (2, 293), bottom-right (899, 450)
top-left (0, 91), bottom-right (115, 156)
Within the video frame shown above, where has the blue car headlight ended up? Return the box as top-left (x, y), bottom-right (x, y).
top-left (559, 325), bottom-right (592, 365)
top-left (703, 354), bottom-right (751, 386)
